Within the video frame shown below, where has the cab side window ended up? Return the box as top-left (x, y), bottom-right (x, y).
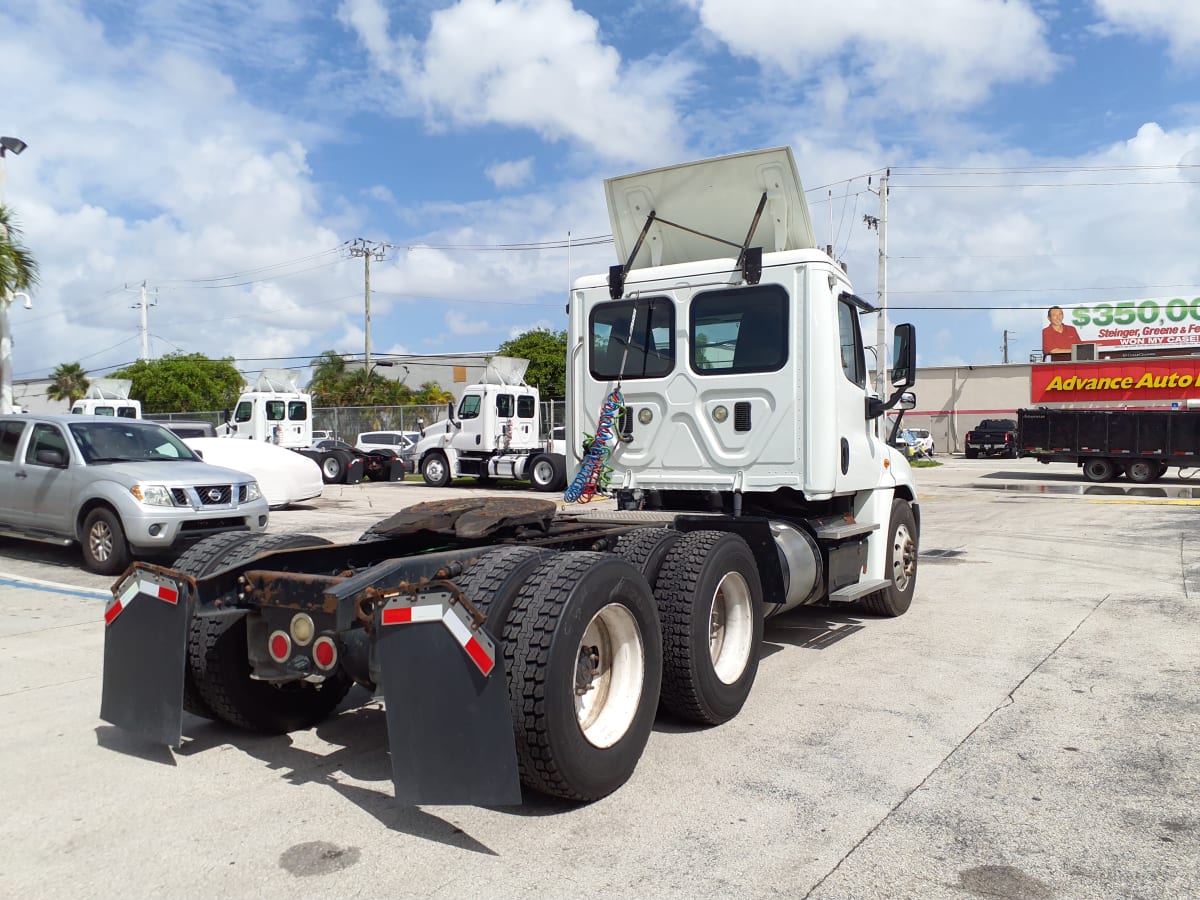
top-left (265, 401), bottom-right (285, 421)
top-left (458, 395), bottom-right (482, 420)
top-left (0, 422), bottom-right (25, 462)
top-left (837, 298), bottom-right (866, 387)
top-left (496, 394), bottom-right (514, 417)
top-left (517, 396), bottom-right (535, 418)
top-left (234, 402), bottom-right (253, 423)
top-left (25, 424), bottom-right (69, 467)
top-left (288, 401), bottom-right (308, 421)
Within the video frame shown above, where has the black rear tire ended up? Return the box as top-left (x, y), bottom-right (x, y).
top-left (505, 552), bottom-right (662, 801)
top-left (965, 448), bottom-right (978, 459)
top-left (613, 528), bottom-right (682, 589)
top-left (1083, 457), bottom-right (1116, 482)
top-left (529, 454), bottom-right (558, 492)
top-left (186, 533), bottom-right (354, 733)
top-left (456, 545), bottom-right (557, 640)
top-left (320, 452), bottom-right (343, 484)
top-left (1125, 459), bottom-right (1157, 484)
top-left (862, 499), bottom-right (918, 617)
top-left (653, 531), bottom-right (764, 725)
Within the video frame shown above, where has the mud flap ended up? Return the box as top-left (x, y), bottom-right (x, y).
top-left (99, 567), bottom-right (190, 747)
top-left (376, 595), bottom-right (522, 806)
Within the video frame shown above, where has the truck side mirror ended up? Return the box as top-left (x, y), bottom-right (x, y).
top-left (897, 391), bottom-right (916, 410)
top-left (890, 324), bottom-right (916, 389)
top-left (447, 400), bottom-right (460, 429)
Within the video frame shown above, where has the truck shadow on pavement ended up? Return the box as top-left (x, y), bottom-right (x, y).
top-left (761, 605), bottom-right (870, 654)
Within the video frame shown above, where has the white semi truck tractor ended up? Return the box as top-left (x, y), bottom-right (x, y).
top-left (99, 147), bottom-right (920, 809)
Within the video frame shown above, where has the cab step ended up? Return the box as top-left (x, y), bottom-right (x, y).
top-left (828, 578), bottom-right (890, 603)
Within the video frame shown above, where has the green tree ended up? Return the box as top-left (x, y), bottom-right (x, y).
top-left (0, 204), bottom-right (39, 299)
top-left (112, 353), bottom-right (245, 414)
top-left (46, 362), bottom-right (90, 405)
top-left (497, 328), bottom-right (567, 398)
top-left (307, 350), bottom-right (348, 405)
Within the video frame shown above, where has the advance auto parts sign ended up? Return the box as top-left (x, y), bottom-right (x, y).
top-left (1057, 297), bottom-right (1200, 351)
top-left (1031, 360), bottom-right (1200, 403)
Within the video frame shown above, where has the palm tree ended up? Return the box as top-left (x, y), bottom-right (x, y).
top-left (46, 362), bottom-right (90, 406)
top-left (0, 204), bottom-right (38, 299)
top-left (307, 350), bottom-right (348, 405)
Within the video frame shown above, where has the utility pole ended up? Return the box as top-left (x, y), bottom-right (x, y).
top-left (349, 239), bottom-right (387, 372)
top-left (865, 170), bottom-right (889, 403)
top-left (125, 281), bottom-right (157, 360)
top-left (1002, 330), bottom-right (1017, 364)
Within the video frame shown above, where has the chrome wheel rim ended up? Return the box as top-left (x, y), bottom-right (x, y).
top-left (574, 603), bottom-right (644, 749)
top-left (709, 572), bottom-right (754, 684)
top-left (89, 521), bottom-right (114, 562)
top-left (891, 522), bottom-right (917, 592)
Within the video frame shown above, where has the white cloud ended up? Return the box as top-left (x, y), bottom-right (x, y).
top-left (486, 157), bottom-right (534, 189)
top-left (1091, 0), bottom-right (1200, 62)
top-left (446, 310), bottom-right (495, 336)
top-left (681, 0), bottom-right (1058, 113)
top-left (338, 0), bottom-right (692, 164)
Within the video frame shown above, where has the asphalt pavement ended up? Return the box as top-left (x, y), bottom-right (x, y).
top-left (1, 458), bottom-right (1197, 899)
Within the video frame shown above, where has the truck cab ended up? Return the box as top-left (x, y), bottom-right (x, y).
top-left (568, 147), bottom-right (915, 516)
top-left (70, 379), bottom-right (142, 419)
top-left (225, 369), bottom-right (312, 449)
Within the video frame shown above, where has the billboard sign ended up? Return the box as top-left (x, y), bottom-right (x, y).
top-left (1040, 297), bottom-right (1200, 355)
top-left (1031, 359), bottom-right (1200, 404)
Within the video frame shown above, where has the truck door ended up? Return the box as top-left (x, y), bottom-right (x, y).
top-left (833, 295), bottom-right (882, 494)
top-left (452, 391), bottom-right (486, 451)
top-left (19, 423), bottom-right (77, 533)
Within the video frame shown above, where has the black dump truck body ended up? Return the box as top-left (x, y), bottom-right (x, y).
top-left (1017, 407), bottom-right (1200, 482)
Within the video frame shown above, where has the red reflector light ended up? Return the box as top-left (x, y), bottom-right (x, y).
top-left (313, 636), bottom-right (337, 671)
top-left (268, 631), bottom-right (291, 663)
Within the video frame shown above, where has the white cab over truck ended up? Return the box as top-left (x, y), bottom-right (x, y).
top-left (99, 147), bottom-right (920, 809)
top-left (70, 379), bottom-right (142, 418)
top-left (412, 356), bottom-right (568, 491)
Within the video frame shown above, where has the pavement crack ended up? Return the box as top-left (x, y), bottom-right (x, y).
top-left (1182, 533), bottom-right (1190, 601)
top-left (803, 593), bottom-right (1111, 899)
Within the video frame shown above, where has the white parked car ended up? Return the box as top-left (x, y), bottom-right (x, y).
top-left (906, 428), bottom-right (935, 456)
top-left (182, 438), bottom-right (323, 509)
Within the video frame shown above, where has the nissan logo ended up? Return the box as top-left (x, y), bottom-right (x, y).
top-left (207, 489), bottom-right (223, 502)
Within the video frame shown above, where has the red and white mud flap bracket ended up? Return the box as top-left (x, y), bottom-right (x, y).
top-left (375, 583), bottom-right (522, 806)
top-left (99, 564), bottom-right (191, 747)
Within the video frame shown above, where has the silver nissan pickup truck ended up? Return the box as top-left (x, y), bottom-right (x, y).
top-left (0, 414), bottom-right (269, 574)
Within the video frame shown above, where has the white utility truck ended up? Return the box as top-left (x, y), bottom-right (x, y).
top-left (70, 378), bottom-right (142, 418)
top-left (411, 356), bottom-right (568, 491)
top-left (99, 147), bottom-right (920, 809)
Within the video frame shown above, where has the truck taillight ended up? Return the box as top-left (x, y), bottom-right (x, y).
top-left (313, 636), bottom-right (338, 671)
top-left (268, 630), bottom-right (292, 663)
top-left (1006, 432), bottom-right (1013, 441)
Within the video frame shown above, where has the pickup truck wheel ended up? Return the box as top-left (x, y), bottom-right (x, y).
top-left (1125, 460), bottom-right (1158, 484)
top-left (613, 528), bottom-right (682, 588)
top-left (320, 452), bottom-right (343, 484)
top-left (862, 499), bottom-right (918, 617)
top-left (505, 552), bottom-right (662, 801)
top-left (457, 546), bottom-right (556, 641)
top-left (529, 454), bottom-right (558, 492)
top-left (965, 448), bottom-right (978, 459)
top-left (1156, 463), bottom-right (1170, 479)
top-left (187, 533), bottom-right (353, 733)
top-left (653, 531), bottom-right (764, 725)
top-left (80, 507), bottom-right (130, 576)
top-left (422, 452), bottom-right (451, 487)
top-left (1083, 457), bottom-right (1116, 482)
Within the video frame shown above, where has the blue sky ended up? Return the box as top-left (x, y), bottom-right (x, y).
top-left (4, 0), bottom-right (1200, 389)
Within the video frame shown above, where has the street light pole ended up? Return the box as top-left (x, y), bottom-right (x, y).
top-left (0, 135), bottom-right (30, 414)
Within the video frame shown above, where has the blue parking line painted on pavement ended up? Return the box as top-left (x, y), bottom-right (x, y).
top-left (0, 576), bottom-right (109, 601)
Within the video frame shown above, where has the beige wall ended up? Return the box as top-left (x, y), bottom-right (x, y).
top-left (889, 363), bottom-right (1032, 454)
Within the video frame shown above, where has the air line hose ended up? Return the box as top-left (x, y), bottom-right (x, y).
top-left (564, 388), bottom-right (624, 503)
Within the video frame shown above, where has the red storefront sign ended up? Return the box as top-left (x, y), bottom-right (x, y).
top-left (1031, 359), bottom-right (1200, 403)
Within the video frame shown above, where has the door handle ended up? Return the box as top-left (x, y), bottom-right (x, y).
top-left (15, 471), bottom-right (28, 479)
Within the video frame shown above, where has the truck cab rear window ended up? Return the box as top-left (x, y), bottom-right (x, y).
top-left (589, 297), bottom-right (674, 380)
top-left (691, 285), bottom-right (788, 375)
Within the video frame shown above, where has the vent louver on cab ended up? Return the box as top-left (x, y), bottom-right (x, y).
top-left (734, 402), bottom-right (751, 432)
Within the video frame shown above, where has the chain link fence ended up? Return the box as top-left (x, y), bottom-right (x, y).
top-left (147, 400), bottom-right (568, 442)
